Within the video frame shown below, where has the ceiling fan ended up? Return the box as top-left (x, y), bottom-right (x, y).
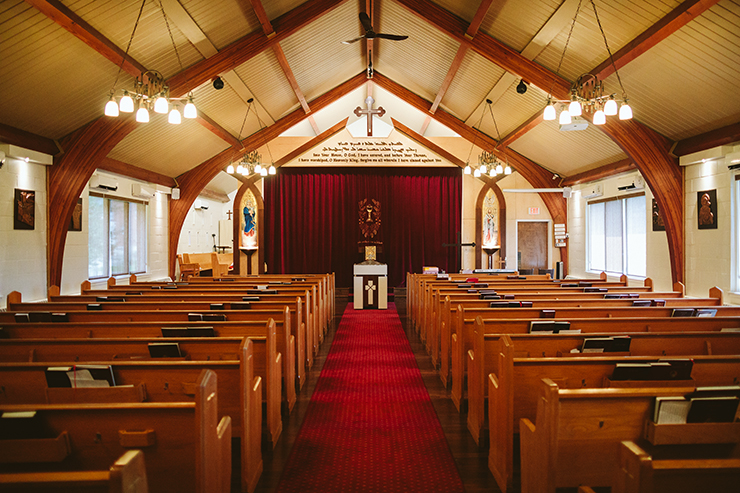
top-left (342, 12), bottom-right (408, 44)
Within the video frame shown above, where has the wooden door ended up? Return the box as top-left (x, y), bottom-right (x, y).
top-left (517, 222), bottom-right (547, 272)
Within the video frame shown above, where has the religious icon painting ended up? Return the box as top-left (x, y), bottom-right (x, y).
top-left (651, 199), bottom-right (665, 232)
top-left (359, 198), bottom-right (381, 239)
top-left (241, 189), bottom-right (258, 247)
top-left (482, 189), bottom-right (498, 247)
top-left (69, 198), bottom-right (83, 231)
top-left (697, 189), bottom-right (717, 230)
top-left (14, 189), bottom-right (35, 230)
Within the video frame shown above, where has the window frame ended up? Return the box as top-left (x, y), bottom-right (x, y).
top-left (586, 191), bottom-right (646, 278)
top-left (88, 192), bottom-right (149, 280)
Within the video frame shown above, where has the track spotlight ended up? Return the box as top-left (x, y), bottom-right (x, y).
top-left (213, 76), bottom-right (224, 90)
top-left (516, 79), bottom-right (528, 94)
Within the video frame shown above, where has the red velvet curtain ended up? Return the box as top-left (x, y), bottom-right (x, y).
top-left (264, 167), bottom-right (462, 288)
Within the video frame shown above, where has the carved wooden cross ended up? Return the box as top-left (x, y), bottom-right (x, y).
top-left (353, 96), bottom-right (385, 136)
top-left (365, 279), bottom-right (377, 305)
top-left (226, 210), bottom-right (233, 220)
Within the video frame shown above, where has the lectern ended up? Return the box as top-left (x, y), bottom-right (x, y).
top-left (353, 262), bottom-right (387, 310)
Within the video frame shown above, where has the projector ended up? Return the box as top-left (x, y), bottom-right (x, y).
top-left (559, 117), bottom-right (589, 132)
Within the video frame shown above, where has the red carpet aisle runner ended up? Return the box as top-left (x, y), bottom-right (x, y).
top-left (275, 303), bottom-right (464, 493)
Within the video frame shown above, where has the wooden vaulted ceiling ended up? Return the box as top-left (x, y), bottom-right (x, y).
top-left (2, 0), bottom-right (740, 286)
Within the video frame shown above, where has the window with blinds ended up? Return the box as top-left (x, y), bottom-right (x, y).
top-left (88, 193), bottom-right (148, 279)
top-left (587, 193), bottom-right (646, 277)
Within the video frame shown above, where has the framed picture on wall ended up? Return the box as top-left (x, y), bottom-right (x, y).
top-left (14, 189), bottom-right (35, 230)
top-left (697, 189), bottom-right (717, 230)
top-left (68, 198), bottom-right (83, 231)
top-left (651, 199), bottom-right (665, 232)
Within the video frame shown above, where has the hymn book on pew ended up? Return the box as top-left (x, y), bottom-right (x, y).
top-left (653, 386), bottom-right (740, 424)
top-left (529, 321), bottom-right (573, 334)
top-left (581, 336), bottom-right (631, 353)
top-left (45, 364), bottom-right (116, 388)
top-left (161, 327), bottom-right (216, 337)
top-left (148, 342), bottom-right (183, 358)
top-left (611, 359), bottom-right (693, 381)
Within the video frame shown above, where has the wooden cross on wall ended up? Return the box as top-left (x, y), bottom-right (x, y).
top-left (354, 96), bottom-right (385, 136)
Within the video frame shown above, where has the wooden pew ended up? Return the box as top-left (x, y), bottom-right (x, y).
top-left (454, 311), bottom-right (740, 414)
top-left (12, 292), bottom-right (309, 390)
top-left (50, 285), bottom-right (319, 372)
top-left (2, 303), bottom-right (297, 415)
top-left (0, 369), bottom-right (231, 493)
top-left (486, 345), bottom-right (740, 493)
top-left (519, 378), bottom-right (740, 493)
top-left (422, 284), bottom-right (674, 355)
top-left (0, 337), bottom-right (266, 492)
top-left (616, 440), bottom-right (740, 493)
top-left (0, 321), bottom-right (279, 452)
top-left (182, 252), bottom-right (232, 277)
top-left (412, 271), bottom-right (629, 334)
top-left (122, 272), bottom-right (333, 332)
top-left (0, 449), bottom-right (149, 493)
top-left (436, 293), bottom-right (723, 387)
top-left (91, 279), bottom-right (327, 354)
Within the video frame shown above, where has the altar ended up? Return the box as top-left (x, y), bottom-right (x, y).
top-left (353, 262), bottom-right (388, 310)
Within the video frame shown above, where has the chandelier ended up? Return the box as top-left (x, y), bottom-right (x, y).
top-left (464, 99), bottom-right (513, 178)
top-left (104, 0), bottom-right (196, 125)
top-left (226, 98), bottom-right (275, 177)
top-left (542, 0), bottom-right (632, 126)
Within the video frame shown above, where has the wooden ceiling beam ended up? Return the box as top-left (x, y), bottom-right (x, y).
top-left (249, 0), bottom-right (275, 37)
top-left (167, 72), bottom-right (366, 277)
top-left (593, 0), bottom-right (721, 81)
top-left (0, 123), bottom-right (60, 156)
top-left (391, 118), bottom-right (465, 168)
top-left (672, 121), bottom-right (740, 157)
top-left (561, 158), bottom-right (636, 187)
top-left (272, 44), bottom-right (312, 114)
top-left (25, 0), bottom-right (147, 77)
top-left (392, 117), bottom-right (502, 189)
top-left (429, 45), bottom-right (468, 115)
top-left (466, 0), bottom-right (493, 38)
top-left (167, 0), bottom-right (350, 97)
top-left (498, 112), bottom-right (544, 149)
top-left (394, 0), bottom-right (571, 100)
top-left (427, 0), bottom-right (492, 116)
top-left (30, 0), bottom-right (242, 148)
top-left (274, 118), bottom-right (349, 167)
top-left (98, 157), bottom-right (177, 188)
top-left (196, 113), bottom-right (243, 149)
top-left (249, 0), bottom-right (311, 116)
top-left (375, 72), bottom-right (565, 225)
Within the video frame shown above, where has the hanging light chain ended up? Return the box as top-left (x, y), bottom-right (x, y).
top-left (109, 0), bottom-right (147, 97)
top-left (591, 0), bottom-right (627, 98)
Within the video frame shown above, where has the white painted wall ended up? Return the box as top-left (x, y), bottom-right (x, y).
top-left (0, 157), bottom-right (49, 303)
top-left (176, 195), bottom-right (234, 255)
top-left (501, 173), bottom-right (559, 271)
top-left (461, 173), bottom-right (559, 272)
top-left (685, 159), bottom-right (734, 300)
top-left (60, 170), bottom-right (171, 293)
top-left (567, 171), bottom-right (673, 290)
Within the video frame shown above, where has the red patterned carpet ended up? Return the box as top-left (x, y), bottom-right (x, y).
top-left (275, 302), bottom-right (464, 492)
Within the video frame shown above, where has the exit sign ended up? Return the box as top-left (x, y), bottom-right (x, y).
top-left (528, 207), bottom-right (540, 215)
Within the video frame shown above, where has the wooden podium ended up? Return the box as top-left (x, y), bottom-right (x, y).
top-left (353, 262), bottom-right (388, 310)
